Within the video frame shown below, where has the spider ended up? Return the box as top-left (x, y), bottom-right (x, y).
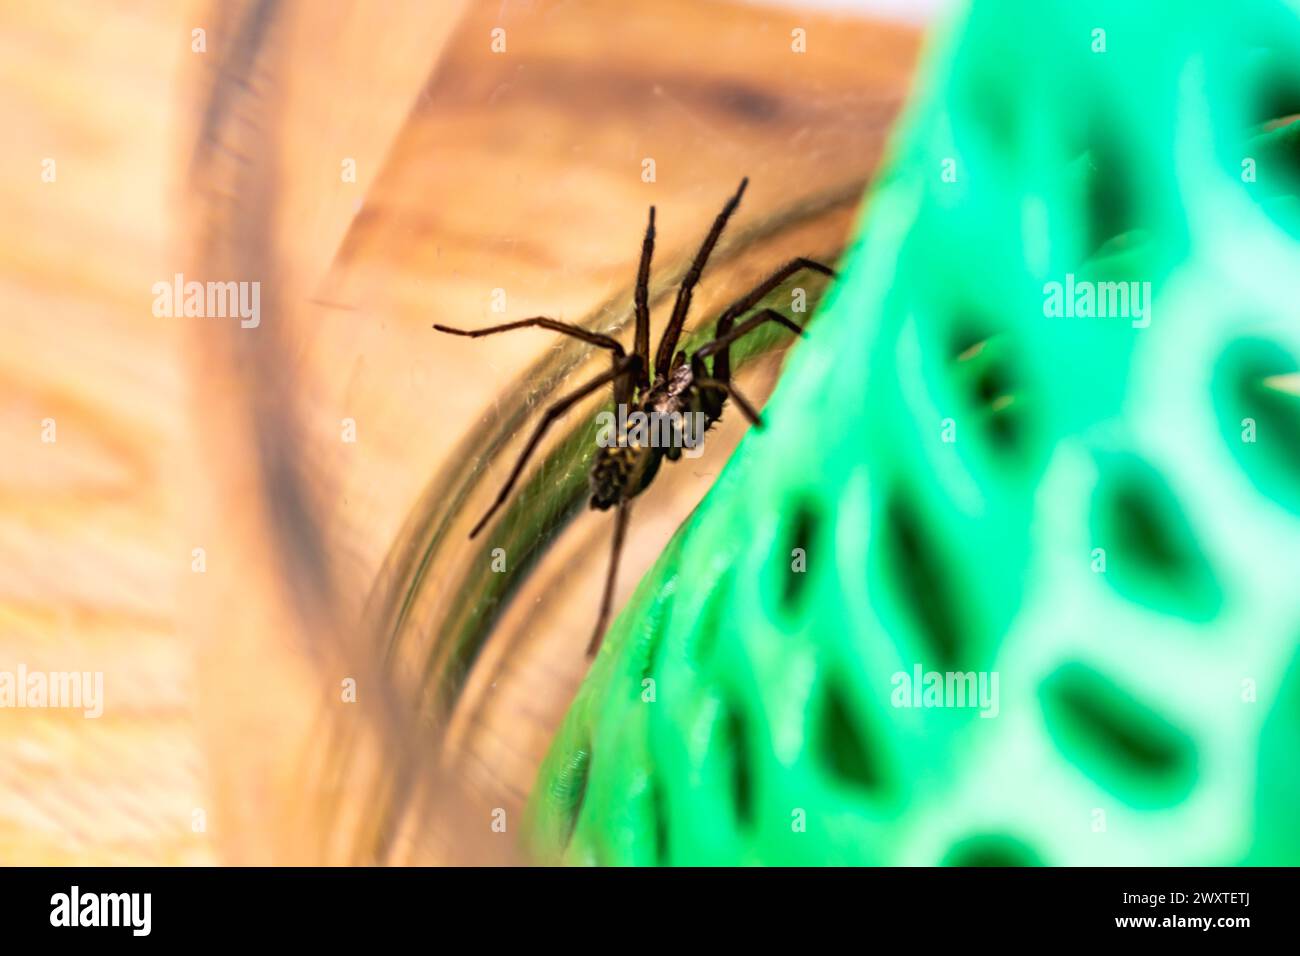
top-left (434, 178), bottom-right (835, 656)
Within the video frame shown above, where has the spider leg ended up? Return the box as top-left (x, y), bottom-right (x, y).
top-left (587, 500), bottom-right (633, 657)
top-left (708, 256), bottom-right (836, 383)
top-left (468, 355), bottom-right (638, 539)
top-left (693, 375), bottom-right (764, 429)
top-left (434, 317), bottom-right (625, 357)
top-left (653, 177), bottom-right (749, 381)
top-left (633, 206), bottom-right (656, 388)
top-left (690, 308), bottom-right (803, 428)
top-left (696, 307), bottom-right (804, 363)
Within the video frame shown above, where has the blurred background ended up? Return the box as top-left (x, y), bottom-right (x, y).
top-left (0, 0), bottom-right (932, 864)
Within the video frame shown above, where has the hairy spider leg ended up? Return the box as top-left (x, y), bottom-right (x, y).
top-left (690, 307), bottom-right (810, 428)
top-left (630, 206), bottom-right (656, 398)
top-left (587, 500), bottom-right (633, 657)
top-left (696, 307), bottom-right (804, 360)
top-left (433, 316), bottom-right (626, 358)
top-left (653, 177), bottom-right (749, 382)
top-left (706, 257), bottom-right (836, 384)
top-left (466, 355), bottom-right (641, 539)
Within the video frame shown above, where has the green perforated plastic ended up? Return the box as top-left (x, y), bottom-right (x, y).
top-left (526, 0), bottom-right (1300, 865)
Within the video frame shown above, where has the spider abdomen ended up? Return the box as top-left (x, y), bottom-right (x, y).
top-left (588, 441), bottom-right (662, 510)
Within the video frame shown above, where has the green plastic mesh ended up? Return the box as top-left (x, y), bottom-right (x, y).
top-left (525, 0), bottom-right (1300, 865)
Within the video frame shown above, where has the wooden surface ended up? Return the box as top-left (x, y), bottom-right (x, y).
top-left (0, 0), bottom-right (919, 864)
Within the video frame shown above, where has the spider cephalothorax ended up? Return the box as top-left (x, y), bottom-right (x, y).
top-left (434, 178), bottom-right (834, 654)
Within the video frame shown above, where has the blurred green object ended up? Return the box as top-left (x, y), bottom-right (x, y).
top-left (527, 0), bottom-right (1300, 864)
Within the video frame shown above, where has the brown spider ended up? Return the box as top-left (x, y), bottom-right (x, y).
top-left (434, 178), bottom-right (835, 655)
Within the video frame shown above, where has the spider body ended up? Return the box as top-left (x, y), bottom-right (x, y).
top-left (589, 356), bottom-right (719, 509)
top-left (434, 178), bottom-right (835, 655)
top-left (642, 358), bottom-right (723, 451)
top-left (588, 440), bottom-right (661, 511)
